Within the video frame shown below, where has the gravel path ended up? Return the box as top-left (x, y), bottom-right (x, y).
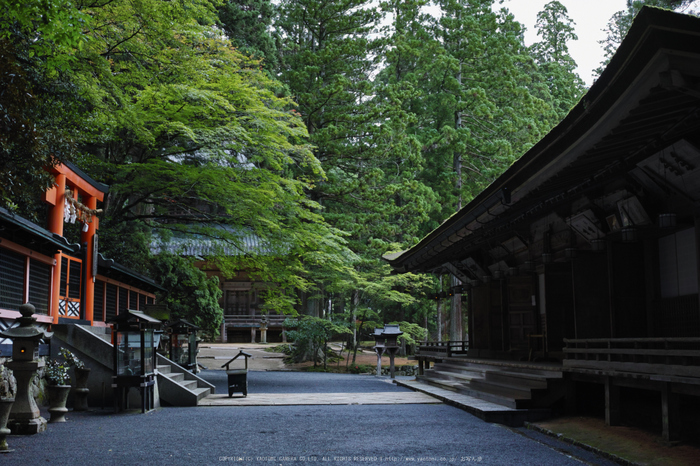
top-left (2, 371), bottom-right (614, 466)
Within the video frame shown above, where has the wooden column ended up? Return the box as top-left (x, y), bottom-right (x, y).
top-left (607, 241), bottom-right (616, 338)
top-left (436, 299), bottom-right (443, 342)
top-left (605, 376), bottom-right (621, 426)
top-left (81, 195), bottom-right (98, 324)
top-left (564, 378), bottom-right (577, 415)
top-left (695, 217), bottom-right (700, 333)
top-left (450, 291), bottom-right (463, 341)
top-left (661, 382), bottom-right (680, 442)
top-left (220, 321), bottom-right (227, 343)
top-left (48, 174), bottom-right (66, 323)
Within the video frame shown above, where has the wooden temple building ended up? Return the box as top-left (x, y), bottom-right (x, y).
top-left (153, 235), bottom-right (287, 343)
top-left (0, 162), bottom-right (216, 408)
top-left (0, 161), bottom-right (161, 333)
top-left (385, 7), bottom-right (700, 441)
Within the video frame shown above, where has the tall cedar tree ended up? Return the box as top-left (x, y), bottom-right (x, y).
top-left (529, 1), bottom-right (585, 118)
top-left (274, 0), bottom-right (438, 318)
top-left (217, 0), bottom-right (279, 72)
top-left (407, 0), bottom-right (555, 228)
top-left (594, 1), bottom-right (695, 77)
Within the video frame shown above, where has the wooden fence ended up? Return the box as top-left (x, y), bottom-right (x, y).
top-left (563, 337), bottom-right (700, 380)
top-left (416, 340), bottom-right (469, 358)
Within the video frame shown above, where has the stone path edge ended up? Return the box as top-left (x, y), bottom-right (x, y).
top-left (523, 422), bottom-right (641, 466)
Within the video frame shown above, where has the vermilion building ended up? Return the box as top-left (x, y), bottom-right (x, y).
top-left (0, 161), bottom-right (159, 337)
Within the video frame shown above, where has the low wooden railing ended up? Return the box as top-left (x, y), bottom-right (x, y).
top-left (223, 315), bottom-right (287, 327)
top-left (417, 340), bottom-right (469, 358)
top-left (563, 337), bottom-right (700, 380)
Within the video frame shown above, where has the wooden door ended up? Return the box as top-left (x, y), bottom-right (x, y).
top-left (507, 275), bottom-right (536, 351)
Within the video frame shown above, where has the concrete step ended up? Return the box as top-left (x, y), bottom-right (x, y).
top-left (395, 379), bottom-right (550, 427)
top-left (432, 361), bottom-right (485, 375)
top-left (484, 370), bottom-right (550, 389)
top-left (444, 358), bottom-right (563, 378)
top-left (422, 358), bottom-right (565, 411)
top-left (425, 368), bottom-right (480, 384)
top-left (457, 381), bottom-right (533, 409)
top-left (181, 380), bottom-right (198, 391)
top-left (416, 374), bottom-right (462, 392)
top-left (165, 372), bottom-right (185, 383)
top-left (155, 353), bottom-right (216, 407)
top-left (193, 387), bottom-right (211, 401)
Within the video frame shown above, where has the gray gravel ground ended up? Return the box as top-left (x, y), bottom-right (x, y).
top-left (203, 370), bottom-right (412, 394)
top-left (2, 371), bottom-right (615, 466)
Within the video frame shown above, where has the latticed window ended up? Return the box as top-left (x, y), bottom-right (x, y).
top-left (0, 247), bottom-right (25, 311)
top-left (106, 283), bottom-right (118, 322)
top-left (225, 290), bottom-right (250, 316)
top-left (94, 280), bottom-right (106, 321)
top-left (118, 287), bottom-right (128, 314)
top-left (58, 255), bottom-right (82, 318)
top-left (28, 259), bottom-right (51, 314)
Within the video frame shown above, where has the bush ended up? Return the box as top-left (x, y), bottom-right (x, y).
top-left (348, 364), bottom-right (374, 374)
top-left (284, 316), bottom-right (351, 368)
top-left (150, 253), bottom-right (223, 338)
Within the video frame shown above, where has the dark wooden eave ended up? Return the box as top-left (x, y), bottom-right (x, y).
top-left (0, 206), bottom-right (77, 256)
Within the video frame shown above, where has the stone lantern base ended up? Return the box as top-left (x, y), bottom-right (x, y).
top-left (7, 360), bottom-right (47, 435)
top-left (8, 417), bottom-right (47, 435)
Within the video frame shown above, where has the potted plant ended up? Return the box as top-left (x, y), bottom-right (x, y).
top-left (0, 365), bottom-right (15, 452)
top-left (60, 348), bottom-right (90, 411)
top-left (44, 358), bottom-right (70, 423)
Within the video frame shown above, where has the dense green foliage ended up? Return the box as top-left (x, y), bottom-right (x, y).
top-left (150, 254), bottom-right (224, 338)
top-left (284, 316), bottom-right (352, 368)
top-left (2, 0), bottom-right (636, 340)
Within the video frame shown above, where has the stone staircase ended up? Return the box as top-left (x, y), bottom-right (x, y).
top-left (156, 353), bottom-right (214, 406)
top-left (53, 323), bottom-right (214, 408)
top-left (410, 357), bottom-right (565, 424)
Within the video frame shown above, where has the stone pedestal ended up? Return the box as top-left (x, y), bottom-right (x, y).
top-left (0, 398), bottom-right (14, 452)
top-left (373, 346), bottom-right (386, 376)
top-left (6, 360), bottom-right (47, 435)
top-left (386, 347), bottom-right (400, 379)
top-left (47, 385), bottom-right (71, 423)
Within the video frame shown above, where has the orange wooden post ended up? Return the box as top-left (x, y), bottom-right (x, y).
top-left (47, 174), bottom-right (66, 324)
top-left (81, 195), bottom-right (98, 324)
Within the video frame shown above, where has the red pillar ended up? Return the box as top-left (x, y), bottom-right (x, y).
top-left (81, 195), bottom-right (98, 324)
top-left (48, 174), bottom-right (66, 324)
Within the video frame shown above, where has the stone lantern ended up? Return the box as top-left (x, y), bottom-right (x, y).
top-left (166, 319), bottom-right (199, 372)
top-left (371, 328), bottom-right (386, 376)
top-left (381, 324), bottom-right (403, 379)
top-left (0, 303), bottom-right (52, 434)
top-left (259, 315), bottom-right (269, 344)
top-left (371, 325), bottom-right (404, 378)
top-left (110, 310), bottom-right (161, 413)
